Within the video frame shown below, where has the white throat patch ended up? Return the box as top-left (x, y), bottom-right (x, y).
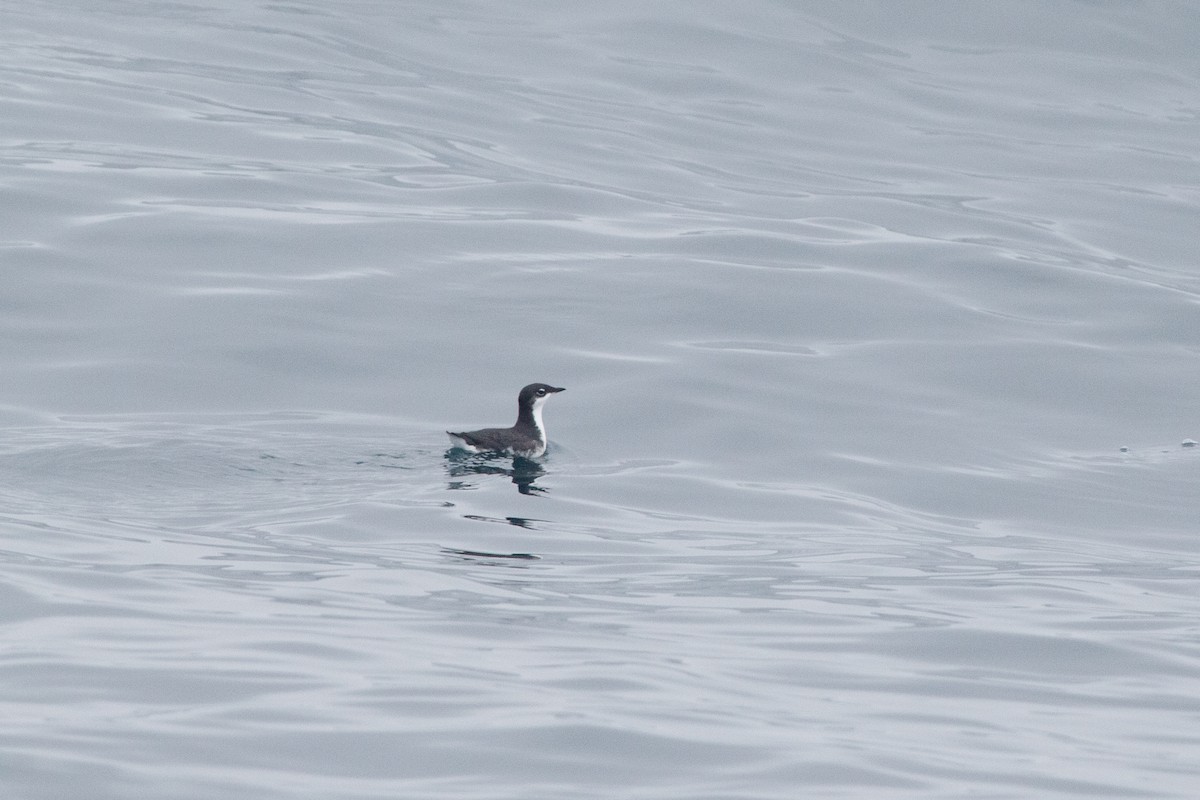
top-left (530, 394), bottom-right (549, 437)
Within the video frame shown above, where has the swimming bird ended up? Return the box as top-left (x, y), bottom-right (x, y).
top-left (447, 383), bottom-right (565, 457)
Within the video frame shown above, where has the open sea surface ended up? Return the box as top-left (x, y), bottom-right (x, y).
top-left (2, 1), bottom-right (1199, 797)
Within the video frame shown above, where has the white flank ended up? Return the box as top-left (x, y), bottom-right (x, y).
top-left (447, 433), bottom-right (479, 452)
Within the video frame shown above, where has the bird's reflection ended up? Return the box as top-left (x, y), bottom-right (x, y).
top-left (444, 450), bottom-right (549, 495)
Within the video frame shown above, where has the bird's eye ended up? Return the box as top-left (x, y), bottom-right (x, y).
top-left (536, 388), bottom-right (546, 396)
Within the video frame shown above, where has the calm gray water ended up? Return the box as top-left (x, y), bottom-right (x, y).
top-left (3, 1), bottom-right (1199, 797)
